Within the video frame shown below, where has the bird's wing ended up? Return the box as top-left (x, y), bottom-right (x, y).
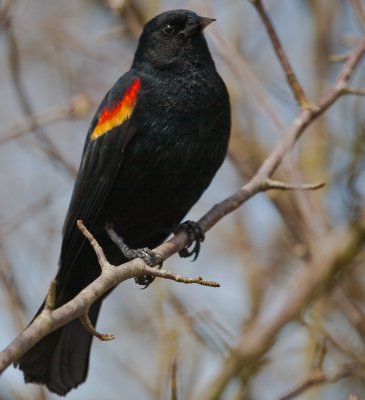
top-left (56, 71), bottom-right (141, 288)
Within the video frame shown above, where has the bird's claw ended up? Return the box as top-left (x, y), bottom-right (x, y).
top-left (122, 246), bottom-right (164, 267)
top-left (106, 224), bottom-right (163, 288)
top-left (176, 220), bottom-right (205, 261)
top-left (132, 248), bottom-right (163, 288)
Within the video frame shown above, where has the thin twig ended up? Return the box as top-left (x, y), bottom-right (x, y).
top-left (303, 317), bottom-right (362, 365)
top-left (262, 179), bottom-right (325, 192)
top-left (171, 359), bottom-right (178, 400)
top-left (0, 243), bottom-right (25, 332)
top-left (44, 281), bottom-right (57, 312)
top-left (278, 363), bottom-right (361, 400)
top-left (334, 287), bottom-right (365, 341)
top-left (76, 220), bottom-right (113, 272)
top-left (341, 86), bottom-right (365, 96)
top-left (329, 52), bottom-right (352, 63)
top-left (349, 0), bottom-right (365, 31)
top-left (0, 0), bottom-right (14, 27)
top-left (250, 0), bottom-right (312, 109)
top-left (80, 312), bottom-right (115, 341)
top-left (4, 22), bottom-right (79, 177)
top-left (0, 94), bottom-right (93, 146)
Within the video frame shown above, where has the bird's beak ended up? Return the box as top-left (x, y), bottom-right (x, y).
top-left (197, 16), bottom-right (216, 30)
top-left (180, 16), bottom-right (216, 38)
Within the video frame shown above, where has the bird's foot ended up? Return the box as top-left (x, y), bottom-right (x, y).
top-left (176, 220), bottom-right (205, 261)
top-left (106, 224), bottom-right (163, 288)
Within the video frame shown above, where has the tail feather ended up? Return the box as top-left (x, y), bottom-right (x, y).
top-left (15, 299), bottom-right (102, 396)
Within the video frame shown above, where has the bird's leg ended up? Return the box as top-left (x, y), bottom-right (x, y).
top-left (175, 220), bottom-right (205, 261)
top-left (105, 224), bottom-right (163, 288)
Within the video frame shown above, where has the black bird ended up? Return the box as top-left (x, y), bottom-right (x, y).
top-left (16, 9), bottom-right (230, 395)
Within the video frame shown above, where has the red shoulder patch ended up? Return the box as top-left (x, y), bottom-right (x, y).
top-left (91, 78), bottom-right (141, 141)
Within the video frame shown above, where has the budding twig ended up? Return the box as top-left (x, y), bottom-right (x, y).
top-left (143, 266), bottom-right (220, 288)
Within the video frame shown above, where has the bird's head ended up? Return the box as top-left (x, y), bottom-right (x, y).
top-left (133, 10), bottom-right (215, 70)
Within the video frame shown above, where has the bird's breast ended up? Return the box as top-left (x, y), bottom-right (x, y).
top-left (103, 69), bottom-right (230, 243)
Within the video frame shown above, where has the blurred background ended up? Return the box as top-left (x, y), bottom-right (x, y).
top-left (0, 0), bottom-right (365, 399)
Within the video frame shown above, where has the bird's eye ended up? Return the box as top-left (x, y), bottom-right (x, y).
top-left (162, 24), bottom-right (176, 36)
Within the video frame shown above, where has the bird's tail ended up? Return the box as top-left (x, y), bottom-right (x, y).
top-left (15, 298), bottom-right (102, 396)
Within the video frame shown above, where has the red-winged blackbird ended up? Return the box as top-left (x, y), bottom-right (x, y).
top-left (16, 9), bottom-right (230, 395)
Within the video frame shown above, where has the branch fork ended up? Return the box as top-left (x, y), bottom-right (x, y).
top-left (75, 219), bottom-right (220, 341)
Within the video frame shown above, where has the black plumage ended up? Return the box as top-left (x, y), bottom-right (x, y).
top-left (16, 9), bottom-right (230, 395)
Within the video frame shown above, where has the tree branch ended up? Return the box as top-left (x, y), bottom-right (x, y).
top-left (0, 221), bottom-right (219, 372)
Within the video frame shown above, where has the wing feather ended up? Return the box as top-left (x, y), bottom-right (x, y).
top-left (55, 71), bottom-right (140, 290)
